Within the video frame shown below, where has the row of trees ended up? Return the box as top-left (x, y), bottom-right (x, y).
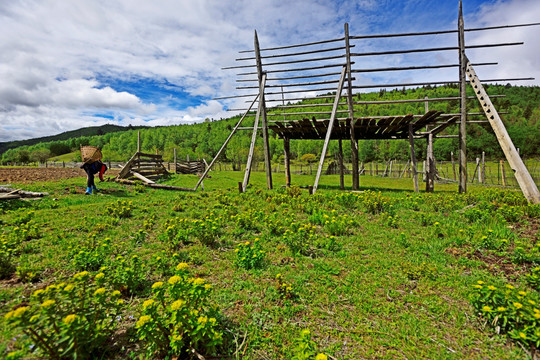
top-left (2, 85), bottom-right (539, 165)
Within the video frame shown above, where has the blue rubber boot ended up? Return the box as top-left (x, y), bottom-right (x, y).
top-left (92, 185), bottom-right (100, 193)
top-left (85, 187), bottom-right (92, 195)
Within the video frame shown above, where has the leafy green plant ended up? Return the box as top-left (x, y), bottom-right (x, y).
top-left (358, 190), bottom-right (394, 215)
top-left (101, 254), bottom-right (149, 296)
top-left (526, 267), bottom-right (540, 291)
top-left (71, 237), bottom-right (111, 271)
top-left (0, 235), bottom-right (16, 279)
top-left (235, 238), bottom-right (265, 270)
top-left (291, 329), bottom-right (327, 360)
top-left (105, 200), bottom-right (134, 219)
top-left (4, 271), bottom-right (124, 359)
top-left (275, 273), bottom-right (295, 300)
top-left (282, 223), bottom-right (318, 256)
top-left (401, 261), bottom-right (438, 280)
top-left (135, 263), bottom-right (223, 358)
top-left (471, 281), bottom-right (540, 349)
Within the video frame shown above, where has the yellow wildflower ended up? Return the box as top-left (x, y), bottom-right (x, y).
top-left (315, 354), bottom-right (328, 360)
top-left (63, 314), bottom-right (77, 325)
top-left (143, 299), bottom-right (155, 309)
top-left (95, 273), bottom-right (105, 280)
top-left (514, 302), bottom-right (523, 309)
top-left (482, 306), bottom-right (492, 312)
top-left (168, 275), bottom-right (181, 285)
top-left (152, 281), bottom-right (164, 289)
top-left (171, 300), bottom-right (185, 310)
top-left (193, 278), bottom-right (206, 286)
top-left (94, 288), bottom-right (106, 296)
top-left (487, 285), bottom-right (497, 291)
top-left (13, 306), bottom-right (29, 318)
top-left (136, 315), bottom-right (152, 328)
top-left (176, 263), bottom-right (189, 271)
top-left (41, 300), bottom-right (56, 308)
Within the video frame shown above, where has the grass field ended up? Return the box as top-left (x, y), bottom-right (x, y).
top-left (1, 170), bottom-right (539, 359)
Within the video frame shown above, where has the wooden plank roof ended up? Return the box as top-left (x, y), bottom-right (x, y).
top-left (268, 110), bottom-right (456, 140)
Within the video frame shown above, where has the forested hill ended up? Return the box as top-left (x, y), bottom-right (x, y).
top-left (0, 124), bottom-right (147, 156)
top-left (1, 85), bottom-right (539, 165)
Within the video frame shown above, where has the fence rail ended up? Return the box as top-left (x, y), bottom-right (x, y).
top-left (3, 158), bottom-right (539, 189)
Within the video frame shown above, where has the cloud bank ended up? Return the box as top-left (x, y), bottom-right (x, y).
top-left (0, 0), bottom-right (538, 141)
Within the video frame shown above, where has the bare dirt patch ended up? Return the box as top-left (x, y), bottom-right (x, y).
top-left (0, 167), bottom-right (118, 184)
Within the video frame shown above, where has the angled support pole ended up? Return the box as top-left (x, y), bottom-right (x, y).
top-left (242, 74), bottom-right (267, 192)
top-left (466, 59), bottom-right (540, 204)
top-left (193, 95), bottom-right (259, 191)
top-left (254, 30), bottom-right (273, 189)
top-left (313, 66), bottom-right (347, 194)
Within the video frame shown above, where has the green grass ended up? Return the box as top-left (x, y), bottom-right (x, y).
top-left (1, 170), bottom-right (538, 359)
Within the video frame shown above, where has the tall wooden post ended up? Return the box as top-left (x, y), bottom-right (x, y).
top-left (426, 133), bottom-right (434, 192)
top-left (283, 137), bottom-right (291, 187)
top-left (137, 131), bottom-right (141, 153)
top-left (458, 1), bottom-right (468, 193)
top-left (173, 148), bottom-right (177, 173)
top-left (344, 23), bottom-right (359, 190)
top-left (408, 124), bottom-right (419, 193)
top-left (338, 138), bottom-right (345, 190)
top-left (254, 31), bottom-right (273, 189)
top-left (481, 151), bottom-right (486, 184)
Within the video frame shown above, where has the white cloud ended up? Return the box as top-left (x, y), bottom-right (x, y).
top-left (0, 0), bottom-right (538, 142)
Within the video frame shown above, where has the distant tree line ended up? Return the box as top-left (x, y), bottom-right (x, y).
top-left (2, 85), bottom-right (539, 165)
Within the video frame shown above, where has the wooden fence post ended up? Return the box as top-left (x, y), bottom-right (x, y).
top-left (500, 160), bottom-right (506, 187)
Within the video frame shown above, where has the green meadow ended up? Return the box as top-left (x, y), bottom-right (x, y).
top-left (1, 171), bottom-right (539, 359)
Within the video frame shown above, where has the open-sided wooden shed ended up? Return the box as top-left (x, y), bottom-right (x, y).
top-left (197, 1), bottom-right (539, 203)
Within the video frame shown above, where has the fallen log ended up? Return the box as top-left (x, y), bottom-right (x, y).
top-left (0, 187), bottom-right (48, 198)
top-left (115, 178), bottom-right (194, 192)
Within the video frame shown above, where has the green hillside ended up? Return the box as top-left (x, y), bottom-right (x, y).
top-left (2, 85), bottom-right (539, 165)
top-left (0, 124), bottom-right (147, 158)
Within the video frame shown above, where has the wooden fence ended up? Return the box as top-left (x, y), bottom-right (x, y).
top-left (6, 158), bottom-right (540, 188)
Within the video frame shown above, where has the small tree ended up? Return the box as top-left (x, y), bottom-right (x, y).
top-left (301, 153), bottom-right (317, 164)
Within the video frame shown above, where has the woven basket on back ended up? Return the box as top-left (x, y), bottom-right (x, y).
top-left (80, 146), bottom-right (102, 164)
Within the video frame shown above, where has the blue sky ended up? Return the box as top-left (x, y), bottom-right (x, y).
top-left (0, 0), bottom-right (539, 142)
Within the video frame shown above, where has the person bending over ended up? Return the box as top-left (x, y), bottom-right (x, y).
top-left (81, 160), bottom-right (107, 195)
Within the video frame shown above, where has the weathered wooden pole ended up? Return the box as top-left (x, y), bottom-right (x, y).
top-left (467, 60), bottom-right (540, 203)
top-left (451, 151), bottom-right (457, 180)
top-left (408, 124), bottom-right (419, 193)
top-left (137, 131), bottom-right (141, 153)
top-left (500, 160), bottom-right (507, 187)
top-left (254, 30), bottom-right (273, 190)
top-left (338, 138), bottom-right (345, 190)
top-left (283, 137), bottom-right (291, 187)
top-left (426, 133), bottom-right (434, 192)
top-left (173, 148), bottom-right (177, 173)
top-left (344, 23), bottom-right (359, 190)
top-left (481, 151), bottom-right (486, 184)
top-left (458, 1), bottom-right (468, 193)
